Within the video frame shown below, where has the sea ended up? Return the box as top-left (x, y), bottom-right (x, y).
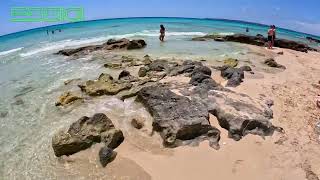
top-left (0, 17), bottom-right (319, 179)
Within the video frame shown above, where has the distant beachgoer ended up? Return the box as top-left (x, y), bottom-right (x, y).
top-left (46, 30), bottom-right (49, 35)
top-left (58, 29), bottom-right (61, 32)
top-left (52, 30), bottom-right (55, 34)
top-left (267, 25), bottom-right (275, 49)
top-left (246, 27), bottom-right (249, 32)
top-left (159, 24), bottom-right (165, 42)
top-left (272, 25), bottom-right (276, 47)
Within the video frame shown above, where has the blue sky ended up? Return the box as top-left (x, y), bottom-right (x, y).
top-left (1, 0), bottom-right (320, 36)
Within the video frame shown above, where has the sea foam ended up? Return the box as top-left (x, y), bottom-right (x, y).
top-left (0, 47), bottom-right (23, 56)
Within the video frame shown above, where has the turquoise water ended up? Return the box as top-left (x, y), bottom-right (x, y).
top-left (0, 17), bottom-right (319, 179)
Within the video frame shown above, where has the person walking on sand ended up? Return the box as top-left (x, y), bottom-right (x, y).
top-left (267, 25), bottom-right (275, 49)
top-left (159, 24), bottom-right (165, 42)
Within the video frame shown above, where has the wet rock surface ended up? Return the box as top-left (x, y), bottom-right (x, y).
top-left (78, 73), bottom-right (132, 96)
top-left (192, 34), bottom-right (318, 52)
top-left (55, 38), bottom-right (147, 56)
top-left (52, 113), bottom-right (124, 157)
top-left (55, 91), bottom-right (83, 106)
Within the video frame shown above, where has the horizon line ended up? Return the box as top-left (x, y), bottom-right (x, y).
top-left (1, 16), bottom-right (320, 39)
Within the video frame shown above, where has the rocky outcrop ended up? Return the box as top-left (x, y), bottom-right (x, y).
top-left (264, 58), bottom-right (286, 69)
top-left (55, 91), bottom-right (83, 106)
top-left (78, 73), bottom-right (132, 96)
top-left (219, 65), bottom-right (252, 87)
top-left (192, 34), bottom-right (317, 52)
top-left (136, 86), bottom-right (221, 148)
top-left (55, 38), bottom-right (147, 56)
top-left (52, 113), bottom-right (124, 157)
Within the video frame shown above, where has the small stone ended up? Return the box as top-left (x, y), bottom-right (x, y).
top-left (277, 51), bottom-right (284, 55)
top-left (0, 111), bottom-right (8, 118)
top-left (131, 118), bottom-right (144, 129)
top-left (138, 67), bottom-right (148, 77)
top-left (265, 99), bottom-right (274, 108)
top-left (99, 146), bottom-right (117, 167)
top-left (118, 70), bottom-right (131, 80)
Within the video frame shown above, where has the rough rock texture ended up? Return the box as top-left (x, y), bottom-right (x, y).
top-left (118, 70), bottom-right (138, 83)
top-left (131, 118), bottom-right (144, 129)
top-left (136, 86), bottom-right (221, 148)
top-left (264, 58), bottom-right (286, 69)
top-left (55, 91), bottom-right (83, 106)
top-left (78, 73), bottom-right (132, 96)
top-left (99, 146), bottom-right (117, 167)
top-left (220, 66), bottom-right (245, 87)
top-left (56, 38), bottom-right (147, 56)
top-left (223, 58), bottom-right (238, 67)
top-left (192, 34), bottom-right (317, 52)
top-left (138, 67), bottom-right (148, 77)
top-left (52, 113), bottom-right (124, 157)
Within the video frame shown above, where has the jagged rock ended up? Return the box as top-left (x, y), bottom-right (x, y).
top-left (131, 118), bottom-right (144, 129)
top-left (206, 90), bottom-right (280, 141)
top-left (220, 67), bottom-right (245, 87)
top-left (169, 60), bottom-right (203, 76)
top-left (143, 55), bottom-right (152, 65)
top-left (192, 34), bottom-right (317, 52)
top-left (52, 113), bottom-right (124, 157)
top-left (56, 38), bottom-right (147, 56)
top-left (138, 67), bottom-right (148, 77)
top-left (148, 59), bottom-right (169, 72)
top-left (239, 65), bottom-right (252, 72)
top-left (136, 86), bottom-right (220, 148)
top-left (78, 73), bottom-right (132, 96)
top-left (223, 58), bottom-right (238, 67)
top-left (104, 62), bottom-right (122, 69)
top-left (99, 146), bottom-right (117, 167)
top-left (118, 70), bottom-right (138, 82)
top-left (264, 58), bottom-right (286, 69)
top-left (191, 66), bottom-right (212, 76)
top-left (55, 91), bottom-right (83, 106)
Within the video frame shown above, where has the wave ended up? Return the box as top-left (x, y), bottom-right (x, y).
top-left (19, 31), bottom-right (206, 57)
top-left (0, 47), bottom-right (23, 56)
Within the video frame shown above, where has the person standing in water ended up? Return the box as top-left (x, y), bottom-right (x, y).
top-left (159, 24), bottom-right (165, 42)
top-left (267, 25), bottom-right (275, 49)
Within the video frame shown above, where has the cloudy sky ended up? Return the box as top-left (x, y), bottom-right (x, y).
top-left (1, 0), bottom-right (320, 36)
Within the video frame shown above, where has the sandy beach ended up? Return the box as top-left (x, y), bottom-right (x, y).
top-left (48, 44), bottom-right (320, 180)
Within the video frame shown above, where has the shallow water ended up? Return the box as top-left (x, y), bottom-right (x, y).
top-left (0, 17), bottom-right (319, 179)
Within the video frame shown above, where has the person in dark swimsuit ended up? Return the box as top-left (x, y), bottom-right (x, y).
top-left (267, 25), bottom-right (274, 49)
top-left (159, 24), bottom-right (165, 42)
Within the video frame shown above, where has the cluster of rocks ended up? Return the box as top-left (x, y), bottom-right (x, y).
top-left (52, 113), bottom-right (124, 167)
top-left (192, 34), bottom-right (318, 53)
top-left (55, 38), bottom-right (146, 56)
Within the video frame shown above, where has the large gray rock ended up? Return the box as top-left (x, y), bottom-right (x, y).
top-left (78, 73), bottom-right (132, 96)
top-left (56, 38), bottom-right (147, 56)
top-left (136, 86), bottom-right (220, 148)
top-left (52, 113), bottom-right (124, 157)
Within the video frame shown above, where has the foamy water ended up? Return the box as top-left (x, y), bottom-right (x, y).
top-left (0, 17), bottom-right (319, 179)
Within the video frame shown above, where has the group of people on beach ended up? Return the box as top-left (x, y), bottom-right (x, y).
top-left (267, 25), bottom-right (277, 49)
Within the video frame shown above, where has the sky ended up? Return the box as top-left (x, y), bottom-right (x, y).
top-left (1, 0), bottom-right (320, 36)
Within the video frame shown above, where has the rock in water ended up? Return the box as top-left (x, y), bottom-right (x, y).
top-left (136, 86), bottom-right (220, 148)
top-left (56, 38), bottom-right (147, 56)
top-left (223, 58), bottom-right (238, 67)
top-left (99, 146), bottom-right (117, 167)
top-left (55, 91), bottom-right (83, 106)
top-left (52, 113), bottom-right (124, 157)
top-left (78, 73), bottom-right (132, 96)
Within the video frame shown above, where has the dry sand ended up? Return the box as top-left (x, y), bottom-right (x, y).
top-left (57, 45), bottom-right (320, 180)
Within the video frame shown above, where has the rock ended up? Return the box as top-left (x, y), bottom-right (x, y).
top-left (191, 66), bottom-right (212, 76)
top-left (118, 70), bottom-right (131, 79)
top-left (136, 86), bottom-right (220, 148)
top-left (168, 60), bottom-right (203, 76)
top-left (64, 78), bottom-right (81, 85)
top-left (78, 73), bottom-right (132, 96)
top-left (56, 38), bottom-right (146, 56)
top-left (265, 99), bottom-right (274, 108)
top-left (101, 129), bottom-right (124, 149)
top-left (277, 51), bottom-right (284, 55)
top-left (220, 67), bottom-right (245, 87)
top-left (315, 121), bottom-right (320, 135)
top-left (223, 58), bottom-right (238, 67)
top-left (52, 113), bottom-right (124, 157)
top-left (143, 55), bottom-right (152, 65)
top-left (0, 111), bottom-right (8, 118)
top-left (104, 62), bottom-right (122, 69)
top-left (138, 67), bottom-right (148, 77)
top-left (306, 36), bottom-right (320, 43)
top-left (55, 91), bottom-right (83, 106)
top-left (131, 118), bottom-right (144, 129)
top-left (192, 34), bottom-right (317, 52)
top-left (189, 72), bottom-right (211, 86)
top-left (12, 98), bottom-right (24, 106)
top-left (239, 65), bottom-right (252, 72)
top-left (118, 70), bottom-right (138, 82)
top-left (99, 146), bottom-right (117, 167)
top-left (148, 59), bottom-right (169, 72)
top-left (264, 58), bottom-right (286, 69)
top-left (207, 90), bottom-right (279, 141)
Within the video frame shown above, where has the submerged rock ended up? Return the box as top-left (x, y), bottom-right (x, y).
top-left (264, 58), bottom-right (286, 69)
top-left (223, 58), bottom-right (238, 67)
top-left (78, 73), bottom-right (132, 96)
top-left (55, 91), bottom-right (83, 106)
top-left (56, 38), bottom-right (147, 56)
top-left (99, 146), bottom-right (117, 167)
top-left (136, 86), bottom-right (220, 148)
top-left (52, 113), bottom-right (124, 157)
